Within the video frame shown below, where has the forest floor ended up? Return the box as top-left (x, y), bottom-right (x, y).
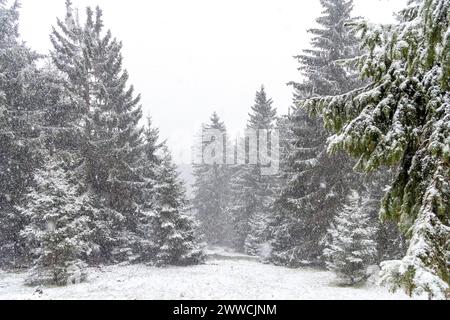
top-left (0, 248), bottom-right (420, 300)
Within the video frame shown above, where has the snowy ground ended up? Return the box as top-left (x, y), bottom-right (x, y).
top-left (0, 249), bottom-right (419, 300)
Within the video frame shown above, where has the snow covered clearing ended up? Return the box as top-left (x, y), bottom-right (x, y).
top-left (0, 250), bottom-right (421, 300)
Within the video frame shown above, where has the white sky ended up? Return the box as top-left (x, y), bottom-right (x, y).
top-left (17, 0), bottom-right (406, 164)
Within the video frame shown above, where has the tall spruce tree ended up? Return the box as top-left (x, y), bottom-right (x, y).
top-left (271, 0), bottom-right (362, 266)
top-left (290, 0), bottom-right (361, 98)
top-left (302, 0), bottom-right (449, 299)
top-left (192, 113), bottom-right (233, 246)
top-left (50, 2), bottom-right (145, 263)
top-left (228, 86), bottom-right (278, 255)
top-left (266, 111), bottom-right (295, 263)
top-left (245, 86), bottom-right (279, 256)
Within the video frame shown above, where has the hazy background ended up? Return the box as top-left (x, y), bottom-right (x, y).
top-left (17, 0), bottom-right (406, 164)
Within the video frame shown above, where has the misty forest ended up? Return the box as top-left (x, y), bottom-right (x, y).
top-left (0, 0), bottom-right (449, 300)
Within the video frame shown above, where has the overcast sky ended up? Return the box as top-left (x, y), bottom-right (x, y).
top-left (18, 0), bottom-right (406, 164)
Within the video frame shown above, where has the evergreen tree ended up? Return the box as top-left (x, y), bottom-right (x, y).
top-left (271, 0), bottom-right (362, 266)
top-left (192, 113), bottom-right (233, 246)
top-left (323, 191), bottom-right (378, 285)
top-left (151, 146), bottom-right (205, 266)
top-left (290, 0), bottom-right (360, 99)
top-left (302, 0), bottom-right (449, 299)
top-left (50, 2), bottom-right (145, 262)
top-left (266, 111), bottom-right (296, 263)
top-left (248, 87), bottom-right (278, 129)
top-left (20, 155), bottom-right (93, 286)
top-left (0, 0), bottom-right (43, 267)
top-left (228, 86), bottom-right (278, 255)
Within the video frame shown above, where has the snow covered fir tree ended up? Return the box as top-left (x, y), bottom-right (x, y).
top-left (270, 0), bottom-right (364, 267)
top-left (226, 86), bottom-right (279, 256)
top-left (192, 113), bottom-right (233, 247)
top-left (0, 0), bottom-right (448, 300)
top-left (50, 3), bottom-right (147, 264)
top-left (150, 146), bottom-right (205, 267)
top-left (20, 155), bottom-right (92, 286)
top-left (323, 191), bottom-right (378, 286)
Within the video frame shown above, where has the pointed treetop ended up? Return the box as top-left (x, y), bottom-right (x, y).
top-left (208, 112), bottom-right (226, 132)
top-left (248, 85), bottom-right (277, 130)
top-left (144, 116), bottom-right (162, 157)
top-left (290, 0), bottom-right (360, 98)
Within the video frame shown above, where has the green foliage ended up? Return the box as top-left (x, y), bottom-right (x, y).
top-left (301, 0), bottom-right (450, 298)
